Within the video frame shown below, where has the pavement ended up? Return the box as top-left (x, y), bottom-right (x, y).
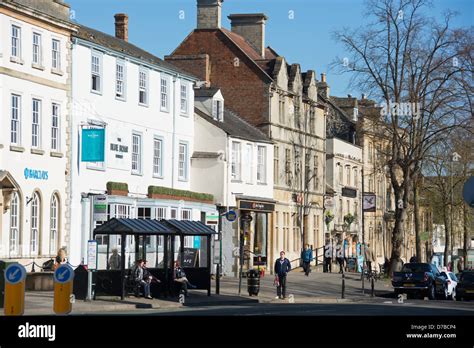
top-left (4, 267), bottom-right (473, 315)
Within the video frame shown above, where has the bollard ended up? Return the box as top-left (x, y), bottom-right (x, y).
top-left (341, 272), bottom-right (345, 299)
top-left (371, 276), bottom-right (375, 297)
top-left (362, 269), bottom-right (365, 295)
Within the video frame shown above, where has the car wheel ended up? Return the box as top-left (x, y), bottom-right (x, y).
top-left (428, 285), bottom-right (436, 300)
top-left (451, 288), bottom-right (456, 301)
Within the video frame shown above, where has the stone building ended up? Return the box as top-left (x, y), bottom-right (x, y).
top-left (166, 0), bottom-right (327, 269)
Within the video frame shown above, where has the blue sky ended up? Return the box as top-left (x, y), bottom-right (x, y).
top-left (67, 0), bottom-right (473, 97)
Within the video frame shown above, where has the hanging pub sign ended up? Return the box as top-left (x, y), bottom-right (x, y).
top-left (81, 128), bottom-right (105, 162)
top-left (363, 194), bottom-right (376, 212)
top-left (342, 187), bottom-right (357, 198)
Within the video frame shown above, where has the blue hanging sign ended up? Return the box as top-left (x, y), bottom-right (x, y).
top-left (81, 128), bottom-right (105, 162)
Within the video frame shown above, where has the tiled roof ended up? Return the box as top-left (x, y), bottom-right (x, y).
top-left (195, 107), bottom-right (272, 143)
top-left (221, 28), bottom-right (263, 61)
top-left (74, 25), bottom-right (196, 79)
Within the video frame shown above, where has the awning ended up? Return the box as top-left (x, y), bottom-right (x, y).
top-left (162, 219), bottom-right (217, 235)
top-left (93, 218), bottom-right (173, 235)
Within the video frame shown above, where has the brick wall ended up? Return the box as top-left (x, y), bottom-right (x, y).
top-left (169, 30), bottom-right (270, 131)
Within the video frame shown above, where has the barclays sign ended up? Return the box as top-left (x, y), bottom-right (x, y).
top-left (24, 168), bottom-right (49, 180)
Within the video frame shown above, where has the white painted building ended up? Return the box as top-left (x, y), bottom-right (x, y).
top-left (192, 87), bottom-right (274, 275)
top-left (0, 0), bottom-right (76, 267)
top-left (325, 137), bottom-right (363, 257)
top-left (69, 16), bottom-right (217, 268)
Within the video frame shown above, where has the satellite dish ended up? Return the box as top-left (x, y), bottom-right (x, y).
top-left (462, 176), bottom-right (474, 208)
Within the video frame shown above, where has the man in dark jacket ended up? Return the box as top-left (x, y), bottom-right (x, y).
top-left (324, 242), bottom-right (332, 273)
top-left (274, 251), bottom-right (291, 299)
top-left (301, 244), bottom-right (313, 276)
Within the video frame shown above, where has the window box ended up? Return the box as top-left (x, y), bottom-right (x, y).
top-left (106, 182), bottom-right (129, 196)
top-left (147, 186), bottom-right (213, 203)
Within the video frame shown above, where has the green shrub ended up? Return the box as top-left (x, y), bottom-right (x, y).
top-left (148, 186), bottom-right (213, 202)
top-left (106, 182), bottom-right (128, 192)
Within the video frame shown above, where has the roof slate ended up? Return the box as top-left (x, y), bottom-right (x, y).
top-left (74, 25), bottom-right (196, 78)
top-left (195, 107), bottom-right (272, 143)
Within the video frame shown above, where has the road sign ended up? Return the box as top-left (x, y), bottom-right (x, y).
top-left (87, 240), bottom-right (98, 270)
top-left (4, 263), bottom-right (26, 316)
top-left (53, 264), bottom-right (74, 315)
top-left (226, 210), bottom-right (237, 222)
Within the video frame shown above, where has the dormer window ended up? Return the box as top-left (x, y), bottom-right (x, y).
top-left (213, 99), bottom-right (224, 122)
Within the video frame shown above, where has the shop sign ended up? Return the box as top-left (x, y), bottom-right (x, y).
top-left (24, 168), bottom-right (48, 180)
top-left (363, 194), bottom-right (376, 212)
top-left (206, 212), bottom-right (219, 225)
top-left (342, 187), bottom-right (357, 198)
top-left (108, 130), bottom-right (130, 170)
top-left (93, 195), bottom-right (108, 221)
top-left (226, 210), bottom-right (237, 222)
top-left (81, 128), bottom-right (105, 162)
top-left (239, 200), bottom-right (275, 212)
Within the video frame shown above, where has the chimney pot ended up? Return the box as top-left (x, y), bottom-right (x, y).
top-left (114, 13), bottom-right (129, 41)
top-left (321, 73), bottom-right (326, 83)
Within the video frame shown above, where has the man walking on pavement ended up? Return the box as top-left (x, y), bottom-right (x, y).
top-left (364, 243), bottom-right (375, 273)
top-left (324, 241), bottom-right (332, 273)
top-left (301, 244), bottom-right (313, 276)
top-left (274, 251), bottom-right (291, 299)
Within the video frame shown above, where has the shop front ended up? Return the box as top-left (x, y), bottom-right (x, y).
top-left (237, 196), bottom-right (275, 272)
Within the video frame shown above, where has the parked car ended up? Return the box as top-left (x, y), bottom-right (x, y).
top-left (440, 271), bottom-right (458, 300)
top-left (456, 271), bottom-right (474, 301)
top-left (392, 263), bottom-right (448, 300)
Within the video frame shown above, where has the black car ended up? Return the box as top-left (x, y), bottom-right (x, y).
top-left (456, 271), bottom-right (474, 301)
top-left (392, 263), bottom-right (448, 300)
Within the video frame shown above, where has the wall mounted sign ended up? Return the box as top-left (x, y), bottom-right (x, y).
top-left (238, 200), bottom-right (275, 212)
top-left (81, 128), bottom-right (105, 162)
top-left (342, 187), bottom-right (357, 198)
top-left (108, 130), bottom-right (130, 170)
top-left (226, 210), bottom-right (237, 222)
top-left (93, 195), bottom-right (108, 222)
top-left (363, 194), bottom-right (376, 212)
top-left (24, 168), bottom-right (48, 180)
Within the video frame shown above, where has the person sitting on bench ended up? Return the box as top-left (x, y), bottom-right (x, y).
top-left (131, 259), bottom-right (152, 299)
top-left (173, 260), bottom-right (196, 296)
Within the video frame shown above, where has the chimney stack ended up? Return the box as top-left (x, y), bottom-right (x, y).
top-left (317, 73), bottom-right (330, 98)
top-left (228, 13), bottom-right (268, 58)
top-left (114, 13), bottom-right (129, 41)
top-left (321, 73), bottom-right (326, 83)
top-left (197, 0), bottom-right (223, 29)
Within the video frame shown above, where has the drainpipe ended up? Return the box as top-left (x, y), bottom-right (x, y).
top-left (171, 76), bottom-right (177, 188)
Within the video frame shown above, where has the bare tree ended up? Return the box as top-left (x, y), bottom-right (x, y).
top-left (333, 0), bottom-right (472, 272)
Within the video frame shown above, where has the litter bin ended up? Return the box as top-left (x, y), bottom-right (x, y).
top-left (247, 269), bottom-right (260, 296)
top-left (0, 261), bottom-right (16, 308)
top-left (73, 265), bottom-right (89, 300)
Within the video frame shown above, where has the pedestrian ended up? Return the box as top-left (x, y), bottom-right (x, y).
top-left (173, 260), bottom-right (196, 297)
top-left (53, 248), bottom-right (67, 270)
top-left (364, 243), bottom-right (375, 273)
top-left (456, 257), bottom-right (464, 273)
top-left (274, 251), bottom-right (291, 299)
top-left (132, 259), bottom-right (152, 299)
top-left (108, 248), bottom-right (121, 270)
top-left (409, 255), bottom-right (418, 263)
top-left (324, 242), bottom-right (332, 273)
top-left (301, 244), bottom-right (313, 276)
top-left (336, 241), bottom-right (345, 274)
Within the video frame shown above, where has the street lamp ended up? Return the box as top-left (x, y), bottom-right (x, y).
top-left (450, 152), bottom-right (460, 265)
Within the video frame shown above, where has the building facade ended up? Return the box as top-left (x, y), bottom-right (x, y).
top-left (166, 0), bottom-right (326, 269)
top-left (192, 86), bottom-right (274, 275)
top-left (0, 0), bottom-right (76, 267)
top-left (69, 15), bottom-right (217, 268)
top-left (325, 137), bottom-right (363, 257)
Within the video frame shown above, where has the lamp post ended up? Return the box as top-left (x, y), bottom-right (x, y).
top-left (450, 152), bottom-right (460, 264)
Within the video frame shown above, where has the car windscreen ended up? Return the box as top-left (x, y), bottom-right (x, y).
top-left (401, 264), bottom-right (431, 273)
top-left (461, 273), bottom-right (474, 282)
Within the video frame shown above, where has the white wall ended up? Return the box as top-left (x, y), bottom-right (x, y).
top-left (0, 12), bottom-right (69, 261)
top-left (69, 40), bottom-right (197, 265)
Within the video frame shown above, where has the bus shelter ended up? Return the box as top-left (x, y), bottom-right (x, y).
top-left (91, 218), bottom-right (216, 300)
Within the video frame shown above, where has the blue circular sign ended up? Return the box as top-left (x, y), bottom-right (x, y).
top-left (226, 210), bottom-right (237, 222)
top-left (54, 264), bottom-right (74, 284)
top-left (5, 263), bottom-right (27, 285)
